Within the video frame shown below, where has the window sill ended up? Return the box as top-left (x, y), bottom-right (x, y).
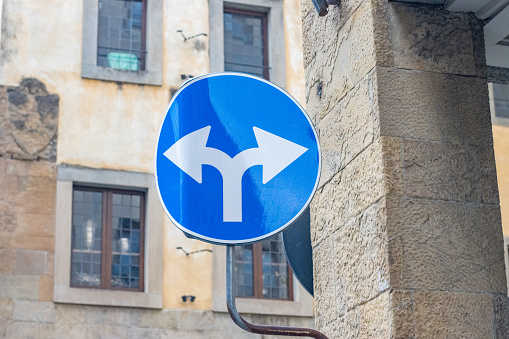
top-left (54, 285), bottom-right (162, 309)
top-left (81, 64), bottom-right (162, 86)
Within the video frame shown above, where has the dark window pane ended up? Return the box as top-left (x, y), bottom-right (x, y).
top-left (224, 9), bottom-right (267, 79)
top-left (97, 0), bottom-right (146, 70)
top-left (71, 189), bottom-right (103, 288)
top-left (234, 244), bottom-right (254, 297)
top-left (110, 191), bottom-right (143, 289)
top-left (493, 84), bottom-right (509, 119)
top-left (261, 234), bottom-right (290, 299)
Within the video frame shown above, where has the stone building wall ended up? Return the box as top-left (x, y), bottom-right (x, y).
top-left (0, 79), bottom-right (58, 336)
top-left (0, 78), bottom-right (314, 338)
top-left (302, 0), bottom-right (509, 337)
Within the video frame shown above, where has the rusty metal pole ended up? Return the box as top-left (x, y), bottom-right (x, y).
top-left (226, 245), bottom-right (329, 339)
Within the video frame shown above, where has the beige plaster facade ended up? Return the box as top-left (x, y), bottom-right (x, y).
top-left (0, 0), bottom-right (313, 337)
top-left (493, 125), bottom-right (509, 236)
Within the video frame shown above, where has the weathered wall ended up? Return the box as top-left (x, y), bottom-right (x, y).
top-left (0, 0), bottom-right (311, 335)
top-left (302, 0), bottom-right (509, 337)
top-left (0, 80), bottom-right (58, 336)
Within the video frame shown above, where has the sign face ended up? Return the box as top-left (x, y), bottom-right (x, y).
top-left (155, 73), bottom-right (320, 244)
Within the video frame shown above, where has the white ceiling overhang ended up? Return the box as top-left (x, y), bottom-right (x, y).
top-left (392, 0), bottom-right (509, 68)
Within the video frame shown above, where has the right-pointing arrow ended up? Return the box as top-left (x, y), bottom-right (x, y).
top-left (252, 127), bottom-right (308, 184)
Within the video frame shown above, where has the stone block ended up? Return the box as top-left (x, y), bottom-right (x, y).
top-left (56, 304), bottom-right (139, 327)
top-left (359, 291), bottom-right (391, 338)
top-left (0, 274), bottom-right (39, 300)
top-left (332, 200), bottom-right (389, 313)
top-left (25, 175), bottom-right (56, 192)
top-left (312, 236), bottom-right (337, 329)
top-left (139, 309), bottom-right (177, 329)
top-left (390, 290), bottom-right (414, 339)
top-left (27, 160), bottom-right (57, 179)
top-left (5, 321), bottom-right (55, 338)
top-left (381, 137), bottom-right (403, 197)
top-left (127, 327), bottom-right (163, 339)
top-left (176, 310), bottom-right (216, 331)
top-left (39, 275), bottom-right (54, 302)
top-left (304, 0), bottom-right (389, 122)
top-left (0, 249), bottom-right (15, 273)
top-left (388, 2), bottom-right (477, 76)
top-left (20, 190), bottom-right (56, 214)
top-left (320, 0), bottom-right (378, 115)
top-left (14, 249), bottom-right (48, 275)
top-left (55, 323), bottom-right (128, 339)
top-left (492, 293), bottom-right (509, 338)
top-left (5, 320), bottom-right (39, 339)
top-left (476, 145), bottom-right (500, 204)
top-left (16, 213), bottom-right (55, 238)
top-left (311, 139), bottom-right (385, 245)
top-left (316, 73), bottom-right (375, 187)
top-left (0, 235), bottom-right (54, 251)
top-left (0, 298), bottom-right (14, 321)
top-left (334, 307), bottom-right (360, 339)
top-left (5, 159), bottom-right (30, 176)
top-left (413, 291), bottom-right (493, 338)
top-left (388, 198), bottom-right (504, 293)
top-left (403, 140), bottom-right (482, 202)
top-left (0, 158), bottom-right (6, 174)
top-left (13, 300), bottom-right (55, 323)
top-left (301, 0), bottom-right (364, 69)
top-left (377, 67), bottom-right (493, 146)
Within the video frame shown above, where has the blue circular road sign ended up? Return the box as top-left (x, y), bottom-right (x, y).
top-left (155, 73), bottom-right (320, 245)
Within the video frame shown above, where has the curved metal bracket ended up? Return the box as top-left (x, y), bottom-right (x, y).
top-left (226, 245), bottom-right (329, 338)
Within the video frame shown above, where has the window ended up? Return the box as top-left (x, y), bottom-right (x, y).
top-left (234, 233), bottom-right (293, 300)
top-left (223, 8), bottom-right (268, 79)
top-left (71, 186), bottom-right (145, 291)
top-left (54, 165), bottom-right (163, 309)
top-left (489, 83), bottom-right (509, 127)
top-left (81, 0), bottom-right (163, 85)
top-left (97, 0), bottom-right (146, 71)
top-left (209, 0), bottom-right (287, 88)
top-left (494, 83), bottom-right (509, 118)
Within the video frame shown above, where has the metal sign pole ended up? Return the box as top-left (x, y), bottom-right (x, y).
top-left (225, 245), bottom-right (330, 339)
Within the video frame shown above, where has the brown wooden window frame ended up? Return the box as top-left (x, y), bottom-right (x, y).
top-left (97, 0), bottom-right (148, 71)
top-left (223, 6), bottom-right (270, 81)
top-left (236, 238), bottom-right (294, 301)
top-left (70, 185), bottom-right (145, 292)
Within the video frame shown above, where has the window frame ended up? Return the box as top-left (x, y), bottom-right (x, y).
top-left (54, 165), bottom-right (163, 309)
top-left (212, 244), bottom-right (313, 317)
top-left (235, 238), bottom-right (294, 301)
top-left (70, 185), bottom-right (146, 292)
top-left (489, 82), bottom-right (509, 127)
top-left (209, 0), bottom-right (287, 89)
top-left (223, 7), bottom-right (270, 80)
top-left (96, 0), bottom-right (147, 72)
top-left (81, 0), bottom-right (163, 86)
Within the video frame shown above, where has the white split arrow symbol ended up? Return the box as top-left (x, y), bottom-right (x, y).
top-left (164, 126), bottom-right (308, 222)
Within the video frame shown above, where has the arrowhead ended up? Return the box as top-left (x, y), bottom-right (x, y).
top-left (163, 126), bottom-right (211, 183)
top-left (253, 127), bottom-right (308, 184)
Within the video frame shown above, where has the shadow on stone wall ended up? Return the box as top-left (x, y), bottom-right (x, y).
top-left (0, 78), bottom-right (58, 162)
